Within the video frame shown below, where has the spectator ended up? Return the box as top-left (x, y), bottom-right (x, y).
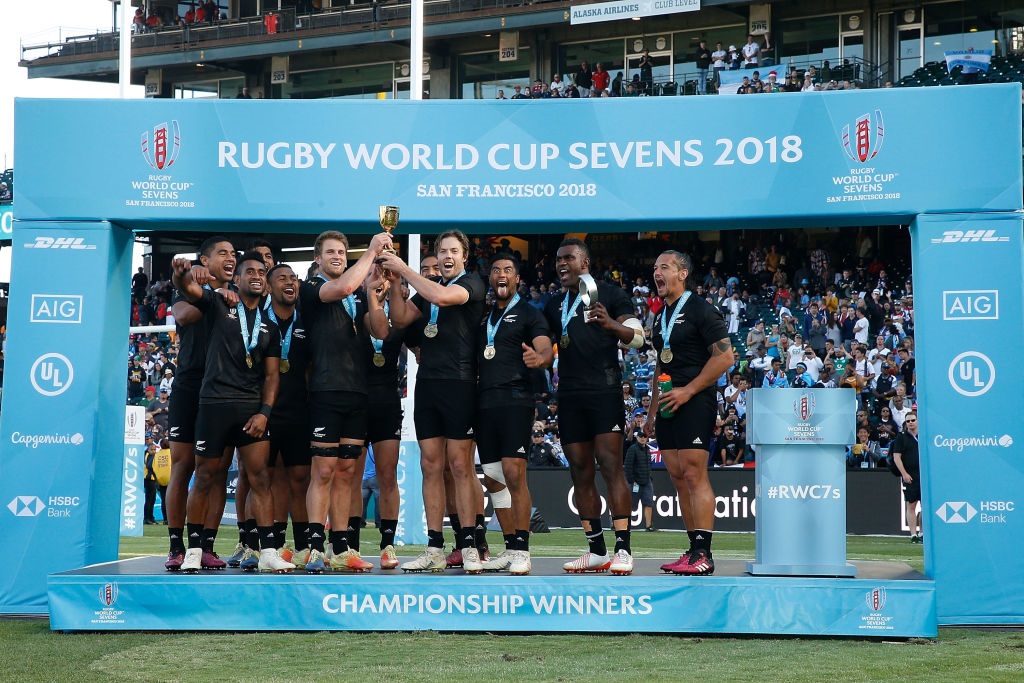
top-left (638, 50), bottom-right (654, 94)
top-left (592, 63), bottom-right (610, 95)
top-left (550, 74), bottom-right (565, 96)
top-left (728, 45), bottom-right (741, 70)
top-left (527, 431), bottom-right (562, 467)
top-left (711, 42), bottom-right (728, 83)
top-left (742, 34), bottom-right (760, 68)
top-left (694, 41), bottom-right (712, 95)
top-left (848, 426), bottom-right (881, 469)
top-left (159, 368), bottom-right (175, 395)
top-left (891, 411), bottom-right (922, 543)
top-left (745, 319), bottom-right (766, 349)
top-left (621, 381), bottom-right (638, 424)
top-left (575, 61), bottom-right (593, 98)
top-left (718, 423), bottom-right (746, 466)
top-left (511, 85), bottom-right (529, 100)
top-left (624, 431), bottom-right (654, 531)
top-left (762, 357), bottom-right (789, 388)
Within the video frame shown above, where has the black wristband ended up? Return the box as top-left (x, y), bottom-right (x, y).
top-left (258, 404), bottom-right (272, 418)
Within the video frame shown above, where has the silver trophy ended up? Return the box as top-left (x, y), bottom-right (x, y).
top-left (579, 273), bottom-right (599, 322)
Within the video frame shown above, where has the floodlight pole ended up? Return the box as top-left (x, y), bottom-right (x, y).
top-left (410, 0), bottom-right (424, 101)
top-left (118, 0), bottom-right (132, 98)
top-left (406, 0), bottom-right (425, 401)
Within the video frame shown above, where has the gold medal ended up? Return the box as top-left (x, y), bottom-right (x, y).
top-left (660, 348), bottom-right (674, 364)
top-left (373, 352), bottom-right (386, 367)
top-left (560, 333), bottom-right (570, 348)
top-left (246, 354), bottom-right (253, 369)
top-left (280, 359), bottom-right (290, 373)
top-left (483, 345), bottom-right (496, 360)
top-left (424, 323), bottom-right (438, 338)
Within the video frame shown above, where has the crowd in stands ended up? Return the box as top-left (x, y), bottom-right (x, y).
top-left (134, 1), bottom-right (226, 32)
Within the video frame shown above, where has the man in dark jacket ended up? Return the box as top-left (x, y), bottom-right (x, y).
top-left (624, 431), bottom-right (654, 531)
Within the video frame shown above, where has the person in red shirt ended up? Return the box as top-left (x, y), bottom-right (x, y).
top-left (592, 63), bottom-right (610, 94)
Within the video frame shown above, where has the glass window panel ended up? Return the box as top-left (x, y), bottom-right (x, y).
top-left (458, 49), bottom-right (531, 100)
top-left (779, 16), bottom-right (840, 66)
top-left (281, 63), bottom-right (393, 99)
top-left (558, 39), bottom-right (624, 85)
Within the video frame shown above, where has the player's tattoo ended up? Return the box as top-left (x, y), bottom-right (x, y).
top-left (709, 338), bottom-right (732, 356)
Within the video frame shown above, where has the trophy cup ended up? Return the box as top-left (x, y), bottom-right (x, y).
top-left (378, 205), bottom-right (400, 254)
top-left (579, 273), bottom-right (599, 322)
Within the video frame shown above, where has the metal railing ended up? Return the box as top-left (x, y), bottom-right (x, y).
top-left (21, 0), bottom-right (565, 63)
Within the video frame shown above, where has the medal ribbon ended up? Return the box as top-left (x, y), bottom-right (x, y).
top-left (660, 291), bottom-right (691, 358)
top-left (560, 291), bottom-right (584, 338)
top-left (237, 302), bottom-right (261, 361)
top-left (370, 300), bottom-right (390, 355)
top-left (428, 270), bottom-right (466, 328)
top-left (264, 305), bottom-right (296, 362)
top-left (486, 293), bottom-right (520, 349)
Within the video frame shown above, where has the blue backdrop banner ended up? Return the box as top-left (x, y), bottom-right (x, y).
top-left (0, 221), bottom-right (133, 613)
top-left (12, 85), bottom-right (1022, 230)
top-left (911, 213), bottom-right (1024, 624)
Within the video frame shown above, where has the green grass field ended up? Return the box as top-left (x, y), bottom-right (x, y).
top-left (2, 527), bottom-right (1022, 683)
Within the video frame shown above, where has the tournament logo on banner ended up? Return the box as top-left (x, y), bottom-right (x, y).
top-left (840, 110), bottom-right (885, 163)
top-left (141, 121), bottom-right (181, 170)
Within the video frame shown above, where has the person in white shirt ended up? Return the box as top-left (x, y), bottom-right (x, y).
top-left (853, 308), bottom-right (869, 345)
top-left (742, 35), bottom-right (760, 68)
top-left (711, 42), bottom-right (728, 78)
top-left (159, 368), bottom-right (175, 395)
top-left (550, 74), bottom-right (565, 96)
top-left (786, 334), bottom-right (805, 375)
top-left (800, 347), bottom-right (823, 382)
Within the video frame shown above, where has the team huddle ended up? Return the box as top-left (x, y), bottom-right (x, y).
top-left (164, 230), bottom-right (732, 577)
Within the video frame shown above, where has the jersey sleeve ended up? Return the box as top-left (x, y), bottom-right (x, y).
top-left (455, 274), bottom-right (486, 302)
top-left (605, 284), bottom-right (634, 320)
top-left (265, 321), bottom-right (282, 358)
top-left (525, 305), bottom-right (551, 341)
top-left (543, 296), bottom-right (561, 339)
top-left (193, 287), bottom-right (217, 313)
top-left (698, 300), bottom-right (730, 349)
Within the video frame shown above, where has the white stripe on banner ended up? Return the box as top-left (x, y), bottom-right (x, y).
top-left (120, 405), bottom-right (146, 537)
top-left (570, 0), bottom-right (700, 26)
top-left (944, 50), bottom-right (992, 73)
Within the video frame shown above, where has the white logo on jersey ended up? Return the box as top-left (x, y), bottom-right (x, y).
top-left (313, 427), bottom-right (326, 438)
top-left (195, 440), bottom-right (206, 452)
top-left (692, 437), bottom-right (703, 445)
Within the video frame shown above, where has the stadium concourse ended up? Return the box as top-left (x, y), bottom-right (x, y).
top-left (1, 85), bottom-right (1022, 634)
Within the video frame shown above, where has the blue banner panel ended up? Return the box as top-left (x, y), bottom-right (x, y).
top-left (0, 203), bottom-right (12, 239)
top-left (910, 213), bottom-right (1024, 625)
top-left (48, 558), bottom-right (936, 637)
top-left (120, 406), bottom-right (146, 537)
top-left (0, 221), bottom-right (132, 614)
top-left (13, 86), bottom-right (1022, 231)
top-left (396, 440), bottom-right (428, 546)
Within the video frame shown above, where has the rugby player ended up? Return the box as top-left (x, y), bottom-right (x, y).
top-left (171, 253), bottom-right (293, 573)
top-left (543, 238), bottom-right (645, 575)
top-left (378, 231), bottom-right (488, 573)
top-left (646, 250), bottom-right (732, 575)
top-left (477, 254), bottom-right (553, 575)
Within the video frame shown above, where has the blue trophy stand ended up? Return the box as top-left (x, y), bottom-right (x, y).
top-left (746, 389), bottom-right (858, 577)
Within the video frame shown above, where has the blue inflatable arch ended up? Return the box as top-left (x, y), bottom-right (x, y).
top-left (2, 85), bottom-right (1022, 625)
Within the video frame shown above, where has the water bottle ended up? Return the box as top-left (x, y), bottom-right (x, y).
top-left (658, 373), bottom-right (675, 419)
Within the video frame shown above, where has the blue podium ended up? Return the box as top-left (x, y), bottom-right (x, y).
top-left (746, 389), bottom-right (858, 577)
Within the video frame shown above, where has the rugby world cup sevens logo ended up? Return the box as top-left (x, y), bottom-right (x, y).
top-left (141, 121), bottom-right (181, 170)
top-left (793, 393), bottom-right (815, 421)
top-left (841, 110), bottom-right (885, 163)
